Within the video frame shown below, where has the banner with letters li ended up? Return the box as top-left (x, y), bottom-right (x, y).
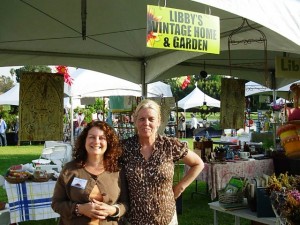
top-left (147, 5), bottom-right (220, 54)
top-left (275, 56), bottom-right (300, 78)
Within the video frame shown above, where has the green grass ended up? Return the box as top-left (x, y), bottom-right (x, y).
top-left (0, 144), bottom-right (251, 225)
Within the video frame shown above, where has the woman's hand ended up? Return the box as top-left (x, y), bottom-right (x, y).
top-left (92, 199), bottom-right (118, 219)
top-left (77, 200), bottom-right (117, 219)
top-left (173, 183), bottom-right (184, 199)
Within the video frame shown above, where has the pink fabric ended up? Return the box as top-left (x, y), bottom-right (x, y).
top-left (185, 159), bottom-right (274, 200)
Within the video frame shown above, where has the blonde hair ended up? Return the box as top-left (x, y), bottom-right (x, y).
top-left (133, 99), bottom-right (161, 123)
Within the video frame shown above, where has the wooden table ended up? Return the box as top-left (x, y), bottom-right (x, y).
top-left (185, 158), bottom-right (274, 200)
top-left (208, 201), bottom-right (279, 225)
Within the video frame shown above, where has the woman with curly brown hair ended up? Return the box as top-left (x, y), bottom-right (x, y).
top-left (52, 121), bottom-right (129, 225)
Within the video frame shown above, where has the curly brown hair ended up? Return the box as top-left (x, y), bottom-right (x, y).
top-left (73, 121), bottom-right (122, 172)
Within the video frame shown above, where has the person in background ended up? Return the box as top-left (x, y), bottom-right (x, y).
top-left (178, 112), bottom-right (186, 138)
top-left (12, 116), bottom-right (19, 145)
top-left (52, 121), bottom-right (128, 225)
top-left (190, 113), bottom-right (198, 136)
top-left (97, 110), bottom-right (104, 121)
top-left (121, 99), bottom-right (204, 225)
top-left (77, 120), bottom-right (88, 137)
top-left (75, 111), bottom-right (85, 140)
top-left (0, 114), bottom-right (7, 146)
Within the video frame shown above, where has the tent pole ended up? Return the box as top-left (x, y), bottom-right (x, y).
top-left (272, 89), bottom-right (277, 151)
top-left (70, 96), bottom-right (74, 146)
top-left (185, 109), bottom-right (187, 138)
top-left (141, 61), bottom-right (147, 98)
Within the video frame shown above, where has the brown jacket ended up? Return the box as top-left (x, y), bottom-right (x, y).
top-left (51, 161), bottom-right (128, 225)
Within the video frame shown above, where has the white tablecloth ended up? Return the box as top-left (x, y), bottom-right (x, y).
top-left (5, 180), bottom-right (59, 223)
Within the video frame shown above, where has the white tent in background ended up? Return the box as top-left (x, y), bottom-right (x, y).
top-left (245, 81), bottom-right (300, 100)
top-left (178, 86), bottom-right (220, 110)
top-left (245, 81), bottom-right (272, 96)
top-left (69, 69), bottom-right (173, 101)
top-left (0, 83), bottom-right (19, 105)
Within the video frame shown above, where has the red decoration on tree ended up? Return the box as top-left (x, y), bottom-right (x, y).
top-left (181, 75), bottom-right (191, 90)
top-left (55, 65), bottom-right (73, 86)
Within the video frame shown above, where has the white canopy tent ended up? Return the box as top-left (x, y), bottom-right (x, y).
top-left (0, 0), bottom-right (299, 92)
top-left (0, 83), bottom-right (19, 106)
top-left (245, 81), bottom-right (300, 100)
top-left (69, 69), bottom-right (173, 101)
top-left (178, 86), bottom-right (220, 110)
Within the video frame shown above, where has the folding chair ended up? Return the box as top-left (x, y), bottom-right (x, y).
top-left (50, 145), bottom-right (68, 166)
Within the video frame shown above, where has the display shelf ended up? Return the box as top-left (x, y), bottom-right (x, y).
top-left (164, 121), bottom-right (177, 137)
top-left (113, 112), bottom-right (135, 140)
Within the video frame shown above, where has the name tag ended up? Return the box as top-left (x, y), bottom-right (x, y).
top-left (71, 177), bottom-right (88, 189)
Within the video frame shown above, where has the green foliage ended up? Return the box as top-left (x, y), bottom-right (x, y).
top-left (10, 65), bottom-right (52, 82)
top-left (164, 75), bottom-right (221, 102)
top-left (0, 75), bottom-right (14, 93)
top-left (73, 98), bottom-right (106, 122)
top-left (197, 75), bottom-right (221, 100)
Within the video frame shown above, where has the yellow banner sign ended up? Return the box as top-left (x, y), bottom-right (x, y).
top-left (146, 5), bottom-right (220, 54)
top-left (275, 56), bottom-right (300, 78)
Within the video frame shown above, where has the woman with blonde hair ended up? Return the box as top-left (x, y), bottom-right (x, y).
top-left (122, 99), bottom-right (204, 225)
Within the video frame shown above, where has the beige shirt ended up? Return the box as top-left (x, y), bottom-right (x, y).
top-left (51, 161), bottom-right (128, 225)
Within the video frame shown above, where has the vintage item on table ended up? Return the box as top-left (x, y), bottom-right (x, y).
top-left (5, 170), bottom-right (31, 184)
top-left (5, 164), bottom-right (34, 183)
top-left (194, 140), bottom-right (213, 162)
top-left (32, 169), bottom-right (51, 182)
top-left (218, 176), bottom-right (247, 206)
top-left (256, 187), bottom-right (275, 218)
top-left (32, 159), bottom-right (51, 165)
top-left (245, 175), bottom-right (271, 214)
top-left (277, 124), bottom-right (300, 158)
top-left (214, 146), bottom-right (227, 161)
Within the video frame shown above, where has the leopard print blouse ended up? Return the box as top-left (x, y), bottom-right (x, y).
top-left (121, 135), bottom-right (188, 225)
